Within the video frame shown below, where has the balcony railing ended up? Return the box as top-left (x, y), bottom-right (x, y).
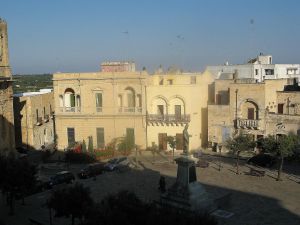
top-left (59, 107), bottom-right (81, 113)
top-left (236, 119), bottom-right (260, 129)
top-left (147, 114), bottom-right (190, 123)
top-left (118, 107), bottom-right (143, 113)
top-left (96, 107), bottom-right (103, 113)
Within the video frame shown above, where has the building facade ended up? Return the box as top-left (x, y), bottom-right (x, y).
top-left (208, 77), bottom-right (300, 151)
top-left (14, 89), bottom-right (54, 150)
top-left (207, 54), bottom-right (300, 83)
top-left (146, 71), bottom-right (214, 151)
top-left (0, 18), bottom-right (15, 154)
top-left (53, 71), bottom-right (148, 150)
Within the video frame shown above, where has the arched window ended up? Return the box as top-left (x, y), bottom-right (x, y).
top-left (64, 88), bottom-right (75, 112)
top-left (125, 87), bottom-right (135, 109)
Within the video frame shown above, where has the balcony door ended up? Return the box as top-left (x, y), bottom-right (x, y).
top-left (175, 105), bottom-right (181, 120)
top-left (247, 108), bottom-right (255, 120)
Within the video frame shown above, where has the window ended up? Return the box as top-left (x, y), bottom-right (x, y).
top-left (96, 128), bottom-right (105, 149)
top-left (159, 78), bottom-right (164, 85)
top-left (95, 93), bottom-right (102, 112)
top-left (76, 95), bottom-right (81, 107)
top-left (287, 68), bottom-right (298, 75)
top-left (265, 69), bottom-right (274, 75)
top-left (190, 76), bottom-right (196, 84)
top-left (157, 105), bottom-right (164, 115)
top-left (59, 95), bottom-right (63, 107)
top-left (175, 105), bottom-right (181, 120)
top-left (36, 109), bottom-right (39, 122)
top-left (247, 108), bottom-right (255, 120)
top-left (126, 128), bottom-right (135, 149)
top-left (67, 128), bottom-right (75, 147)
top-left (167, 79), bottom-right (173, 85)
top-left (278, 104), bottom-right (284, 114)
top-left (255, 69), bottom-right (258, 75)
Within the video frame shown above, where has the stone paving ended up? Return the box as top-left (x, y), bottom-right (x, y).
top-left (1, 151), bottom-right (300, 225)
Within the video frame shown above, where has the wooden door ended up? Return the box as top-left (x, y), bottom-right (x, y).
top-left (158, 133), bottom-right (167, 150)
top-left (176, 133), bottom-right (183, 150)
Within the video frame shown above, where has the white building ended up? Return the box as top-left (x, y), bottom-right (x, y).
top-left (207, 54), bottom-right (300, 82)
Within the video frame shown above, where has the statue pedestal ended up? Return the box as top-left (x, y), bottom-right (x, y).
top-left (161, 156), bottom-right (215, 213)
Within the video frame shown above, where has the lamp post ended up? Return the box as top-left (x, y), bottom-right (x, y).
top-left (235, 89), bottom-right (238, 130)
top-left (218, 144), bottom-right (222, 171)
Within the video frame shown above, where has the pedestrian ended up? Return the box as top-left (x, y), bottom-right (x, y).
top-left (159, 176), bottom-right (166, 193)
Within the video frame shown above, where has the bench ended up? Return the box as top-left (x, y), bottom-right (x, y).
top-left (250, 168), bottom-right (265, 177)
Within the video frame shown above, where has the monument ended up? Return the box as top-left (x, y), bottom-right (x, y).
top-left (160, 124), bottom-right (215, 212)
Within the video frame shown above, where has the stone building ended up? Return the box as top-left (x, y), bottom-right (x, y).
top-left (14, 89), bottom-right (54, 150)
top-left (53, 70), bottom-right (148, 150)
top-left (207, 54), bottom-right (300, 83)
top-left (0, 18), bottom-right (15, 154)
top-left (146, 71), bottom-right (214, 151)
top-left (208, 77), bottom-right (300, 151)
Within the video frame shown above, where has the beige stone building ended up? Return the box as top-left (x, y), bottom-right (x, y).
top-left (13, 89), bottom-right (54, 150)
top-left (0, 18), bottom-right (15, 154)
top-left (53, 70), bottom-right (148, 150)
top-left (208, 77), bottom-right (300, 151)
top-left (146, 71), bottom-right (214, 151)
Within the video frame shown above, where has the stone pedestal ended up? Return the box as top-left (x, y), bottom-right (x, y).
top-left (161, 156), bottom-right (215, 213)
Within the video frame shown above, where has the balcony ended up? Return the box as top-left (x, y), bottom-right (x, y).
top-left (96, 107), bottom-right (103, 113)
top-left (147, 114), bottom-right (190, 124)
top-left (59, 107), bottom-right (81, 113)
top-left (118, 107), bottom-right (143, 114)
top-left (236, 119), bottom-right (260, 129)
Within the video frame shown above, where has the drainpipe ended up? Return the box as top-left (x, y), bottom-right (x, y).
top-left (235, 89), bottom-right (238, 129)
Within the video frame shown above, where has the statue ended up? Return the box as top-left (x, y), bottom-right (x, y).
top-left (183, 123), bottom-right (189, 155)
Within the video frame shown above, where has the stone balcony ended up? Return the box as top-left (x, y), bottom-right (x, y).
top-left (236, 119), bottom-right (260, 129)
top-left (147, 114), bottom-right (190, 124)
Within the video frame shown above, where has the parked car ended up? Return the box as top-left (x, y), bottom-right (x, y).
top-left (46, 171), bottom-right (75, 189)
top-left (104, 157), bottom-right (130, 171)
top-left (247, 153), bottom-right (276, 167)
top-left (78, 162), bottom-right (105, 179)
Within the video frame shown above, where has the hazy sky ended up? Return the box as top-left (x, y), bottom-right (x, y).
top-left (1, 0), bottom-right (300, 74)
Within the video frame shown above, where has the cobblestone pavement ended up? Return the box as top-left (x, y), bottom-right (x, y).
top-left (1, 151), bottom-right (300, 225)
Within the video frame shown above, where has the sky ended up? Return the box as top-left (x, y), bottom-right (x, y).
top-left (1, 0), bottom-right (300, 74)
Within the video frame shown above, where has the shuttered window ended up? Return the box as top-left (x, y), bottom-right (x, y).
top-left (96, 128), bottom-right (105, 149)
top-left (67, 128), bottom-right (75, 147)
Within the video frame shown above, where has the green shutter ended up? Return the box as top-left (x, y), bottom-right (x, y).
top-left (126, 128), bottom-right (135, 149)
top-left (70, 94), bottom-right (75, 107)
top-left (96, 128), bottom-right (105, 148)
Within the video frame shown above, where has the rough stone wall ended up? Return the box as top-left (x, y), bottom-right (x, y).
top-left (0, 19), bottom-right (15, 154)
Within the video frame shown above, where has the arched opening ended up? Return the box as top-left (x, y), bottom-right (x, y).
top-left (124, 87), bottom-right (135, 112)
top-left (64, 88), bottom-right (75, 108)
top-left (240, 100), bottom-right (259, 120)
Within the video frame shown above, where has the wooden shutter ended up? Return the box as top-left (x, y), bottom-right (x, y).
top-left (67, 128), bottom-right (75, 147)
top-left (176, 133), bottom-right (183, 150)
top-left (248, 108), bottom-right (254, 120)
top-left (158, 133), bottom-right (167, 150)
top-left (278, 104), bottom-right (284, 114)
top-left (96, 128), bottom-right (105, 149)
top-left (126, 128), bottom-right (135, 149)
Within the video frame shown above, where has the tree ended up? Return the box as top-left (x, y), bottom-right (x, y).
top-left (260, 133), bottom-right (300, 181)
top-left (166, 136), bottom-right (176, 162)
top-left (47, 183), bottom-right (94, 225)
top-left (0, 155), bottom-right (37, 214)
top-left (225, 132), bottom-right (255, 174)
